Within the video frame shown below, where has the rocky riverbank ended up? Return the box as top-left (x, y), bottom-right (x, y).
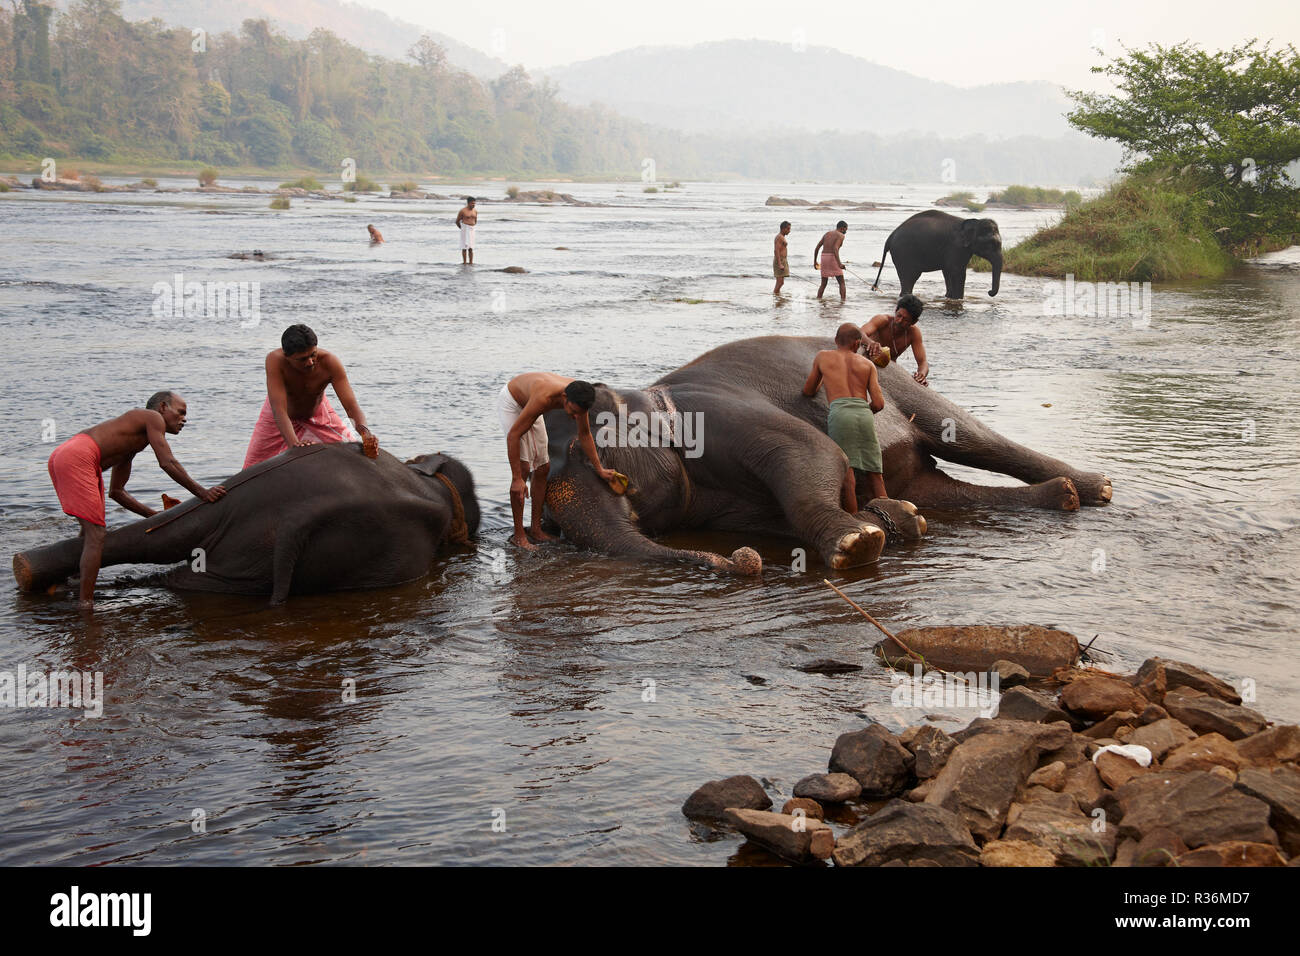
top-left (683, 650), bottom-right (1298, 867)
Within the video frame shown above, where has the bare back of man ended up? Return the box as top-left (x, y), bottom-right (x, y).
top-left (803, 324), bottom-right (886, 512)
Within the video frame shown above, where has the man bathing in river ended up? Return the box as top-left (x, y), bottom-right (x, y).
top-left (814, 221), bottom-right (848, 301)
top-left (500, 374), bottom-right (615, 550)
top-left (47, 392), bottom-right (227, 607)
top-left (773, 221), bottom-right (791, 294)
top-left (803, 323), bottom-right (886, 512)
top-left (367, 224), bottom-right (384, 244)
top-left (456, 197), bottom-right (477, 264)
top-left (860, 293), bottom-right (930, 386)
top-left (244, 324), bottom-right (376, 468)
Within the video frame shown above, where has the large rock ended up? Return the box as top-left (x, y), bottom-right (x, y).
top-left (1163, 689), bottom-right (1268, 741)
top-left (724, 808), bottom-right (835, 863)
top-left (1060, 676), bottom-right (1148, 720)
top-left (1138, 657), bottom-right (1241, 703)
top-left (781, 797), bottom-right (825, 821)
top-left (1121, 827), bottom-right (1187, 867)
top-left (832, 799), bottom-right (979, 867)
top-left (900, 724), bottom-right (957, 779)
top-left (874, 625), bottom-right (1078, 677)
top-left (979, 840), bottom-right (1056, 867)
top-left (1162, 733), bottom-right (1243, 774)
top-left (995, 686), bottom-right (1073, 725)
top-left (682, 775), bottom-right (771, 822)
top-left (1114, 771), bottom-right (1277, 848)
top-left (953, 717), bottom-right (1073, 752)
top-left (1026, 761), bottom-right (1067, 791)
top-left (1174, 842), bottom-right (1286, 867)
top-left (1127, 717), bottom-right (1197, 761)
top-left (1235, 766), bottom-right (1300, 856)
top-left (1003, 803), bottom-right (1116, 866)
top-left (792, 772), bottom-right (861, 803)
top-left (1235, 725), bottom-right (1300, 766)
top-left (1061, 760), bottom-right (1106, 813)
top-left (924, 731), bottom-right (1040, 841)
top-left (1081, 711), bottom-right (1141, 740)
top-left (1094, 750), bottom-right (1149, 789)
top-left (829, 725), bottom-right (914, 798)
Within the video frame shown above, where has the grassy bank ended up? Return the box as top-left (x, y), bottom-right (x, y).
top-left (985, 168), bottom-right (1298, 282)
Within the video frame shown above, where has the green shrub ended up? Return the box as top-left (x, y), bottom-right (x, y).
top-left (141, 178), bottom-right (158, 188)
top-left (270, 197), bottom-right (290, 210)
top-left (279, 176), bottom-right (323, 190)
top-left (392, 181), bottom-right (419, 192)
top-left (506, 185), bottom-right (519, 198)
top-left (643, 186), bottom-right (658, 193)
top-left (988, 184), bottom-right (1076, 206)
top-left (198, 166), bottom-right (219, 186)
top-left (342, 175), bottom-right (381, 193)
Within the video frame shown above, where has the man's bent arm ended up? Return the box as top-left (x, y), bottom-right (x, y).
top-left (867, 365), bottom-right (885, 413)
top-left (107, 459), bottom-right (155, 518)
top-left (146, 416), bottom-right (213, 498)
top-left (328, 356), bottom-right (370, 434)
top-left (912, 329), bottom-right (930, 383)
top-left (575, 416), bottom-right (612, 476)
top-left (265, 355), bottom-right (303, 446)
top-left (802, 362), bottom-right (823, 397)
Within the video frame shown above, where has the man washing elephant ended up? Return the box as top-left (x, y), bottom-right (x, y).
top-left (814, 221), bottom-right (849, 301)
top-left (500, 373), bottom-right (616, 551)
top-left (804, 324), bottom-right (887, 512)
top-left (244, 324), bottom-right (377, 468)
top-left (861, 294), bottom-right (930, 386)
top-left (44, 391), bottom-right (227, 607)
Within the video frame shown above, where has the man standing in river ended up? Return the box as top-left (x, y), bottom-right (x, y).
top-left (860, 294), bottom-right (930, 386)
top-left (456, 197), bottom-right (477, 264)
top-left (803, 323), bottom-right (886, 512)
top-left (46, 392), bottom-right (226, 607)
top-left (243, 324), bottom-right (377, 467)
top-left (499, 373), bottom-right (616, 551)
top-left (773, 221), bottom-right (791, 294)
top-left (814, 220), bottom-right (848, 301)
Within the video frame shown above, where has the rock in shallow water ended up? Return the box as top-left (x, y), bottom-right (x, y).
top-left (792, 772), bottom-right (861, 803)
top-left (832, 800), bottom-right (979, 867)
top-left (682, 775), bottom-right (771, 822)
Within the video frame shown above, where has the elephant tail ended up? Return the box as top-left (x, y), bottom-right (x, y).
top-left (872, 234), bottom-right (892, 291)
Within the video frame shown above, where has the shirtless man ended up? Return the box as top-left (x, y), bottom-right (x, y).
top-left (860, 293), bottom-right (930, 386)
top-left (499, 373), bottom-right (615, 550)
top-left (456, 197), bottom-right (478, 264)
top-left (243, 324), bottom-right (376, 468)
top-left (803, 323), bottom-right (886, 512)
top-left (814, 221), bottom-right (849, 301)
top-left (46, 392), bottom-right (226, 607)
top-left (367, 224), bottom-right (384, 244)
top-left (773, 221), bottom-right (791, 294)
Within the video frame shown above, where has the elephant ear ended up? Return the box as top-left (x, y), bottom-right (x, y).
top-left (959, 219), bottom-right (979, 249)
top-left (405, 453), bottom-right (452, 477)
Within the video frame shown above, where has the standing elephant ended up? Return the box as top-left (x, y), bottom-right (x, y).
top-left (872, 210), bottom-right (1003, 299)
top-left (540, 336), bottom-right (1110, 575)
top-left (13, 444), bottom-right (479, 604)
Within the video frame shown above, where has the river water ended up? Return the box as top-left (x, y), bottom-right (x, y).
top-left (1, 176), bottom-right (1297, 865)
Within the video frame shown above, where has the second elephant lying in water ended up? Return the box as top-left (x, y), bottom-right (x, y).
top-left (541, 335), bottom-right (1111, 574)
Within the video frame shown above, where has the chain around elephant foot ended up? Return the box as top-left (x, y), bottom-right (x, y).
top-left (860, 498), bottom-right (927, 543)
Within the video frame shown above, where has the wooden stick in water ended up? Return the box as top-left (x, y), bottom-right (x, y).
top-left (822, 578), bottom-right (925, 664)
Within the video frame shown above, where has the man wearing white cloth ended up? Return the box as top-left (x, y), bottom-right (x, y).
top-left (498, 373), bottom-right (615, 551)
top-left (456, 197), bottom-right (477, 264)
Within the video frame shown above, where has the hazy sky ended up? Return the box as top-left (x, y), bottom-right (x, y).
top-left (368, 0), bottom-right (1298, 88)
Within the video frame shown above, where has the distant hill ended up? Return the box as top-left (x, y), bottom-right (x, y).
top-left (541, 40), bottom-right (1079, 139)
top-left (110, 0), bottom-right (510, 76)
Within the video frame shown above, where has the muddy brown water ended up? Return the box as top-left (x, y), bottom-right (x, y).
top-left (1, 179), bottom-right (1297, 864)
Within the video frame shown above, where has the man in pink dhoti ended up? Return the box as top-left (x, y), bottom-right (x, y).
top-left (243, 324), bottom-right (377, 469)
top-left (814, 220), bottom-right (849, 302)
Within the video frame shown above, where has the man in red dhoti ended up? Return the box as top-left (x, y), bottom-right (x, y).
top-left (243, 324), bottom-right (376, 469)
top-left (46, 391), bottom-right (227, 608)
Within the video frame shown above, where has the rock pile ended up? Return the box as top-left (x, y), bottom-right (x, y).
top-left (683, 655), bottom-right (1298, 866)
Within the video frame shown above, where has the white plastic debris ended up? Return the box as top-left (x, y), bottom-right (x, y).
top-left (1092, 743), bottom-right (1154, 767)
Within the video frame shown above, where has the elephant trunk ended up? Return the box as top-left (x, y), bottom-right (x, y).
top-left (13, 506), bottom-right (205, 593)
top-left (988, 248), bottom-right (1002, 297)
top-left (545, 475), bottom-right (761, 576)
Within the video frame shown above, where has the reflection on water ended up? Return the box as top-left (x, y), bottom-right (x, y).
top-left (1, 178), bottom-right (1297, 864)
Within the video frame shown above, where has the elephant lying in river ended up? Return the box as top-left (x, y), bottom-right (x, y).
top-left (541, 335), bottom-right (1110, 574)
top-left (13, 444), bottom-right (479, 604)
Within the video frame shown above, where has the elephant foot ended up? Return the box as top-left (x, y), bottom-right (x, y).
top-left (827, 525), bottom-right (885, 570)
top-left (1040, 477), bottom-right (1080, 511)
top-left (860, 498), bottom-right (928, 541)
top-left (1072, 472), bottom-right (1113, 506)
